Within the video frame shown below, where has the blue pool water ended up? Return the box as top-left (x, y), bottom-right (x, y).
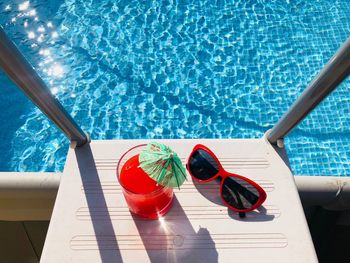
top-left (0, 0), bottom-right (350, 175)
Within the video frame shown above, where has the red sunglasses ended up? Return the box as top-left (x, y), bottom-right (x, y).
top-left (187, 144), bottom-right (267, 215)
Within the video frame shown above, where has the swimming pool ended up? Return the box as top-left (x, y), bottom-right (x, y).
top-left (0, 0), bottom-right (350, 175)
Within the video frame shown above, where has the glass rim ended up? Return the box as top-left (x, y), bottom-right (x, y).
top-left (116, 143), bottom-right (169, 195)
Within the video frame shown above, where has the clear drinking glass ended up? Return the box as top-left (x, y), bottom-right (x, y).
top-left (117, 145), bottom-right (174, 219)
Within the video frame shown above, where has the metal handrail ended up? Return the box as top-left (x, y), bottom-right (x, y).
top-left (0, 27), bottom-right (89, 147)
top-left (267, 37), bottom-right (350, 144)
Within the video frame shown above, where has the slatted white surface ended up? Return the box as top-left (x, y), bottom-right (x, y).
top-left (41, 139), bottom-right (317, 263)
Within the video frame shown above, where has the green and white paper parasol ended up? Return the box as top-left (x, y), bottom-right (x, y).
top-left (139, 142), bottom-right (187, 188)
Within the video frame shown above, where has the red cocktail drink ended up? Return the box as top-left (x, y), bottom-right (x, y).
top-left (117, 145), bottom-right (174, 219)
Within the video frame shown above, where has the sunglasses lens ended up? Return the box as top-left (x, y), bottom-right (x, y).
top-left (221, 177), bottom-right (260, 210)
top-left (189, 149), bottom-right (220, 180)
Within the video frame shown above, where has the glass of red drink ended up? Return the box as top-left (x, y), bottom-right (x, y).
top-left (117, 144), bottom-right (174, 219)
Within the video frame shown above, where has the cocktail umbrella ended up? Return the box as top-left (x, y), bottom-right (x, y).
top-left (139, 142), bottom-right (187, 188)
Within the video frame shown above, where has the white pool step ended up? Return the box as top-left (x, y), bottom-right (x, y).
top-left (41, 139), bottom-right (318, 262)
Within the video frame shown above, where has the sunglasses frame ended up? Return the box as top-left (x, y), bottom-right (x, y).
top-left (187, 144), bottom-right (267, 213)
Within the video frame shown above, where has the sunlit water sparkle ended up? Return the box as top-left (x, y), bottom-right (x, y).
top-left (0, 0), bottom-right (350, 176)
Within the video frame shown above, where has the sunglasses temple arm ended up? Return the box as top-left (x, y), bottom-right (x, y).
top-left (233, 188), bottom-right (245, 209)
top-left (232, 187), bottom-right (246, 218)
top-left (239, 212), bottom-right (246, 218)
top-left (228, 177), bottom-right (260, 205)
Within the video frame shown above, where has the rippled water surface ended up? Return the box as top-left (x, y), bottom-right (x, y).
top-left (1, 0), bottom-right (350, 175)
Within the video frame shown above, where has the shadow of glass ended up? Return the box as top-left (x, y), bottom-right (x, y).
top-left (132, 196), bottom-right (218, 263)
top-left (193, 179), bottom-right (275, 222)
top-left (75, 144), bottom-right (123, 263)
